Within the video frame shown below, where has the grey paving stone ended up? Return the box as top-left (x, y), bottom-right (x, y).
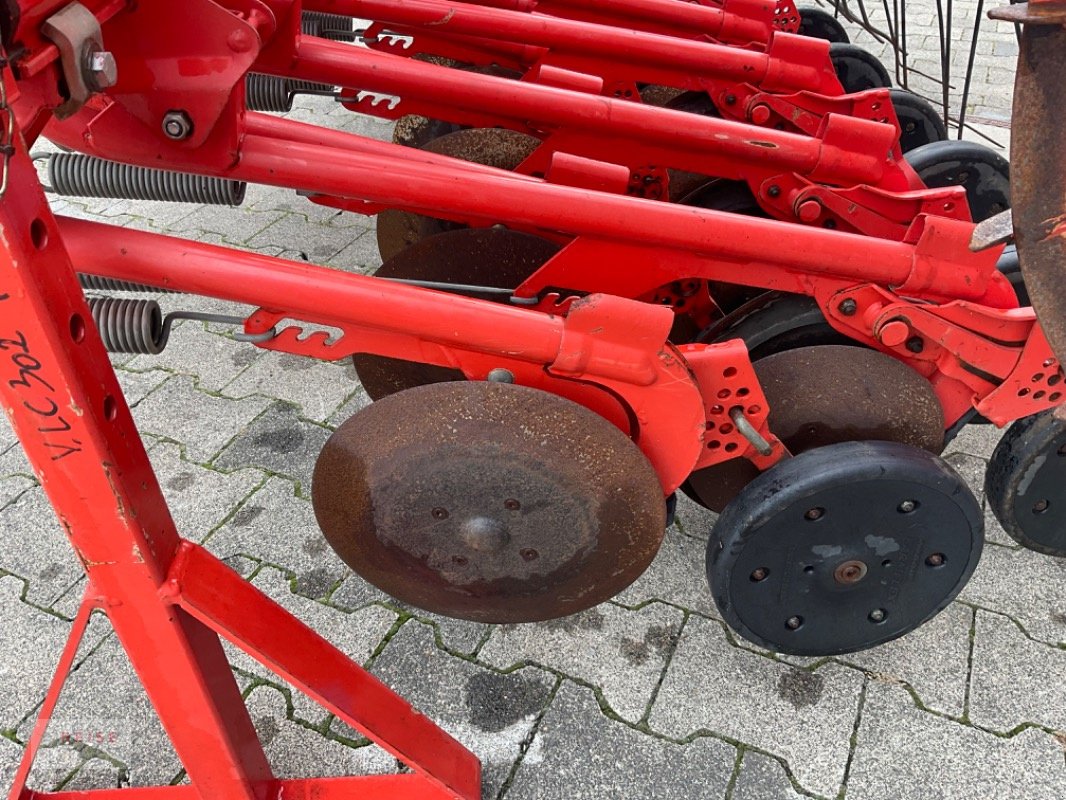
top-left (0, 472), bottom-right (34, 511)
top-left (648, 615), bottom-right (864, 797)
top-left (325, 384), bottom-right (372, 429)
top-left (970, 610), bottom-right (1066, 733)
top-left (212, 402), bottom-right (332, 491)
top-left (222, 353), bottom-right (353, 423)
top-left (367, 620), bottom-right (554, 798)
top-left (53, 757), bottom-right (125, 792)
top-left (732, 751), bottom-right (804, 800)
top-left (613, 524), bottom-right (716, 617)
top-left (246, 684), bottom-right (395, 778)
top-left (0, 576), bottom-right (69, 733)
top-left (0, 441), bottom-right (33, 477)
top-left (508, 681), bottom-right (737, 800)
top-left (40, 632), bottom-right (181, 787)
top-left (838, 602), bottom-right (973, 718)
top-left (205, 476), bottom-right (349, 598)
top-left (224, 567), bottom-right (397, 726)
top-left (1, 735), bottom-right (23, 791)
top-left (130, 376), bottom-right (270, 463)
top-left (146, 442), bottom-right (264, 541)
top-left (112, 368), bottom-right (169, 407)
top-left (847, 681), bottom-right (1066, 800)
top-left (944, 423), bottom-right (1005, 462)
top-left (125, 323), bottom-right (261, 393)
top-left (327, 230), bottom-right (383, 275)
top-left (958, 543), bottom-right (1066, 646)
top-left (480, 602), bottom-right (684, 723)
top-left (165, 206), bottom-right (286, 245)
top-left (672, 492), bottom-right (719, 538)
top-left (1, 412), bottom-right (17, 453)
top-left (0, 488), bottom-right (82, 607)
top-left (247, 214), bottom-right (365, 263)
top-left (942, 451), bottom-right (988, 500)
top-left (25, 739), bottom-right (82, 792)
top-left (327, 572), bottom-right (490, 657)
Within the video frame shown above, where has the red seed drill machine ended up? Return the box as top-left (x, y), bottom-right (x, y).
top-left (0, 0), bottom-right (1062, 796)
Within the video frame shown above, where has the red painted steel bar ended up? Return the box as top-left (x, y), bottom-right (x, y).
top-left (0, 144), bottom-right (272, 800)
top-left (284, 37), bottom-right (889, 186)
top-left (230, 130), bottom-right (982, 296)
top-left (315, 0), bottom-right (776, 54)
top-left (303, 0), bottom-right (833, 91)
top-left (0, 45), bottom-right (481, 800)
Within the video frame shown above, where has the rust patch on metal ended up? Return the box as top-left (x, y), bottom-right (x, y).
top-left (312, 381), bottom-right (666, 623)
top-left (1012, 21), bottom-right (1066, 363)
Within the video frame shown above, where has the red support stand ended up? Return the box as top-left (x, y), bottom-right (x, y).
top-left (0, 65), bottom-right (481, 800)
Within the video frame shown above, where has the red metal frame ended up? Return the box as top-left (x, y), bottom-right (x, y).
top-left (0, 62), bottom-right (483, 800)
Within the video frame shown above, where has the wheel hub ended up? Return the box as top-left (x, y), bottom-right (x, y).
top-left (707, 441), bottom-right (983, 656)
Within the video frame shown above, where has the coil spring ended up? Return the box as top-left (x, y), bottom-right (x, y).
top-left (301, 10), bottom-right (357, 39)
top-left (88, 297), bottom-right (167, 355)
top-left (245, 73), bottom-right (335, 112)
top-left (77, 274), bottom-right (177, 294)
top-left (47, 152), bottom-right (247, 206)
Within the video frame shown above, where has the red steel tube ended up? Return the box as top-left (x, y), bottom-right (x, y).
top-left (305, 0), bottom-right (822, 90)
top-left (231, 131), bottom-right (918, 285)
top-left (57, 216), bottom-right (566, 362)
top-left (285, 37), bottom-right (883, 184)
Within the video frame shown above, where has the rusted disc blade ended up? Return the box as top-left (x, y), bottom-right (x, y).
top-left (685, 345), bottom-right (945, 512)
top-left (313, 381), bottom-right (667, 623)
top-left (353, 227), bottom-right (560, 400)
top-left (377, 128), bottom-right (542, 261)
top-left (1010, 22), bottom-right (1066, 363)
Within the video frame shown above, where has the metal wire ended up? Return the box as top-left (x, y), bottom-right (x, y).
top-left (45, 152), bottom-right (247, 205)
top-left (86, 296), bottom-right (275, 354)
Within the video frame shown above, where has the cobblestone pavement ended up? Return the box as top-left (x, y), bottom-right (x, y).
top-left (4, 6), bottom-right (1065, 800)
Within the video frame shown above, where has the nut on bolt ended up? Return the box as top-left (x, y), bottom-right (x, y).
top-left (162, 110), bottom-right (194, 141)
top-left (84, 49), bottom-right (117, 91)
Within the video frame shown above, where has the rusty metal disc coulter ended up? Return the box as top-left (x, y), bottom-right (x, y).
top-left (377, 127), bottom-right (542, 261)
top-left (312, 381), bottom-right (667, 623)
top-left (707, 441), bottom-right (983, 656)
top-left (683, 341), bottom-right (945, 512)
top-left (352, 227), bottom-right (561, 400)
top-left (905, 139), bottom-right (1010, 223)
top-left (986, 409), bottom-right (1066, 556)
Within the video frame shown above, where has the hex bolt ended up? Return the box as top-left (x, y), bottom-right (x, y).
top-left (1033, 499), bottom-right (1050, 514)
top-left (838, 298), bottom-right (858, 316)
top-left (785, 615), bottom-right (803, 630)
top-left (804, 507), bottom-right (824, 521)
top-left (898, 499), bottom-right (918, 513)
top-left (487, 368), bottom-right (515, 384)
top-left (162, 110), bottom-right (194, 141)
top-left (750, 567), bottom-right (769, 582)
top-left (868, 608), bottom-right (886, 623)
top-left (724, 94), bottom-right (737, 105)
top-left (84, 49), bottom-right (117, 91)
top-left (906, 336), bottom-right (925, 353)
top-left (767, 185), bottom-right (781, 198)
top-left (925, 553), bottom-right (945, 567)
